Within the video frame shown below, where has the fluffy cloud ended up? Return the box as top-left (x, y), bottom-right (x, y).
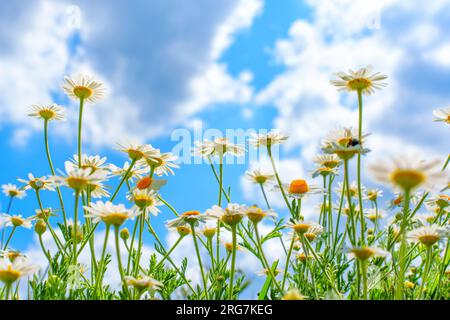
top-left (0, 0), bottom-right (262, 147)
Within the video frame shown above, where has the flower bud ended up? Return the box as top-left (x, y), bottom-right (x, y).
top-left (34, 220), bottom-right (47, 235)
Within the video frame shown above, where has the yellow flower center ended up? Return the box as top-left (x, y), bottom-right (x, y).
top-left (134, 196), bottom-right (154, 209)
top-left (30, 179), bottom-right (44, 190)
top-left (291, 223), bottom-right (311, 234)
top-left (418, 235), bottom-right (440, 247)
top-left (73, 86), bottom-right (93, 99)
top-left (304, 233), bottom-right (316, 241)
top-left (176, 226), bottom-right (191, 237)
top-left (221, 211), bottom-right (243, 226)
top-left (0, 265), bottom-right (21, 284)
top-left (390, 169), bottom-right (426, 191)
top-left (351, 247), bottom-right (376, 260)
top-left (322, 160), bottom-right (339, 168)
top-left (102, 213), bottom-right (129, 226)
top-left (202, 227), bottom-right (216, 238)
top-left (147, 158), bottom-right (164, 168)
top-left (11, 216), bottom-right (24, 227)
top-left (246, 207), bottom-right (265, 223)
top-left (127, 149), bottom-right (145, 161)
top-left (255, 175), bottom-right (267, 184)
top-left (8, 190), bottom-right (20, 197)
top-left (436, 195), bottom-right (450, 208)
top-left (38, 109), bottom-right (56, 120)
top-left (289, 179), bottom-right (309, 195)
top-left (67, 177), bottom-right (89, 191)
top-left (405, 281), bottom-right (415, 289)
top-left (347, 78), bottom-right (372, 91)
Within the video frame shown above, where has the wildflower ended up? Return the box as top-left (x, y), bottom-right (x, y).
top-left (304, 224), bottom-right (324, 242)
top-left (124, 275), bottom-right (163, 292)
top-left (28, 104), bottom-right (64, 121)
top-left (288, 221), bottom-right (321, 235)
top-left (0, 257), bottom-right (39, 284)
top-left (245, 205), bottom-right (277, 224)
top-left (365, 188), bottom-right (383, 202)
top-left (282, 288), bottom-right (307, 300)
top-left (426, 194), bottom-right (450, 209)
top-left (296, 252), bottom-right (311, 263)
top-left (175, 226), bottom-right (191, 237)
top-left (116, 142), bottom-right (159, 162)
top-left (202, 226), bottom-right (217, 239)
top-left (0, 250), bottom-right (24, 262)
top-left (51, 162), bottom-right (106, 192)
top-left (63, 74), bottom-right (105, 103)
top-left (88, 181), bottom-right (110, 198)
top-left (127, 189), bottom-right (162, 216)
top-left (66, 154), bottom-right (109, 174)
top-left (246, 169), bottom-right (275, 185)
top-left (433, 107), bottom-right (450, 124)
top-left (330, 65), bottom-right (387, 95)
top-left (18, 173), bottom-right (55, 191)
top-left (277, 179), bottom-right (322, 199)
top-left (135, 177), bottom-right (166, 191)
top-left (1, 184), bottom-right (26, 199)
top-left (368, 155), bottom-right (445, 192)
top-left (312, 166), bottom-right (338, 178)
top-left (109, 161), bottom-right (149, 182)
top-left (314, 154), bottom-right (342, 169)
top-left (257, 268), bottom-right (283, 277)
top-left (322, 127), bottom-right (370, 160)
top-left (336, 181), bottom-right (361, 198)
top-left (349, 247), bottom-right (388, 261)
top-left (84, 201), bottom-right (139, 226)
top-left (33, 208), bottom-right (57, 220)
top-left (365, 209), bottom-right (385, 223)
top-left (249, 131), bottom-right (288, 148)
top-left (166, 210), bottom-right (208, 228)
top-left (192, 138), bottom-right (245, 157)
top-left (34, 220), bottom-right (47, 235)
top-left (139, 149), bottom-right (179, 176)
top-left (223, 242), bottom-right (242, 253)
top-left (120, 228), bottom-right (130, 241)
top-left (205, 204), bottom-right (246, 227)
top-left (0, 214), bottom-right (34, 229)
top-left (407, 225), bottom-right (447, 247)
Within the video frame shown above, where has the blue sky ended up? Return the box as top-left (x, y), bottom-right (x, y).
top-left (0, 0), bottom-right (449, 297)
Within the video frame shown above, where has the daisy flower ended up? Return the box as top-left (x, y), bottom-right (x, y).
top-left (282, 288), bottom-right (307, 300)
top-left (304, 224), bottom-right (324, 242)
top-left (51, 162), bottom-right (106, 192)
top-left (433, 107), bottom-right (450, 124)
top-left (1, 184), bottom-right (26, 199)
top-left (33, 208), bottom-right (58, 220)
top-left (313, 154), bottom-right (342, 169)
top-left (116, 142), bottom-right (159, 162)
top-left (18, 173), bottom-right (55, 192)
top-left (349, 247), bottom-right (389, 261)
top-left (84, 201), bottom-right (139, 227)
top-left (368, 155), bottom-right (446, 192)
top-left (365, 209), bottom-right (385, 223)
top-left (166, 210), bottom-right (209, 228)
top-left (364, 188), bottom-right (383, 202)
top-left (330, 65), bottom-right (387, 95)
top-left (407, 225), bottom-right (447, 247)
top-left (0, 257), bottom-right (40, 284)
top-left (127, 189), bottom-right (162, 216)
top-left (139, 149), bottom-right (179, 176)
top-left (66, 154), bottom-right (109, 174)
top-left (63, 74), bottom-right (105, 103)
top-left (425, 194), bottom-right (450, 210)
top-left (192, 137), bottom-right (245, 157)
top-left (28, 104), bottom-right (65, 121)
top-left (0, 249), bottom-right (24, 262)
top-left (88, 181), bottom-right (110, 198)
top-left (336, 181), bottom-right (361, 198)
top-left (201, 225), bottom-right (217, 239)
top-left (288, 220), bottom-right (322, 235)
top-left (109, 161), bottom-right (149, 182)
top-left (245, 205), bottom-right (277, 224)
top-left (249, 131), bottom-right (288, 148)
top-left (135, 177), bottom-right (167, 191)
top-left (205, 203), bottom-right (246, 227)
top-left (124, 275), bottom-right (163, 292)
top-left (0, 214), bottom-right (34, 229)
top-left (276, 179), bottom-right (323, 199)
top-left (246, 169), bottom-right (275, 185)
top-left (321, 127), bottom-right (370, 160)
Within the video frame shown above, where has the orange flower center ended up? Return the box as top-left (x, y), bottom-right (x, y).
top-left (137, 177), bottom-right (153, 190)
top-left (289, 180), bottom-right (309, 194)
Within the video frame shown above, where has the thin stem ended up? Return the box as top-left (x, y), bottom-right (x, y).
top-left (361, 259), bottom-right (369, 300)
top-left (356, 89), bottom-right (366, 245)
top-left (268, 147), bottom-right (292, 214)
top-left (155, 235), bottom-right (184, 269)
top-left (3, 226), bottom-right (16, 250)
top-left (114, 225), bottom-right (130, 298)
top-left (190, 223), bottom-right (209, 299)
top-left (343, 160), bottom-right (357, 246)
top-left (158, 196), bottom-right (179, 217)
top-left (218, 154), bottom-right (223, 206)
top-left (94, 225), bottom-right (110, 296)
top-left (259, 183), bottom-right (271, 210)
top-left (228, 224), bottom-right (237, 300)
top-left (73, 191), bottom-right (80, 265)
top-left (281, 236), bottom-right (295, 292)
top-left (134, 211), bottom-right (145, 276)
top-left (208, 156), bottom-right (230, 202)
top-left (1, 197), bottom-right (14, 247)
top-left (77, 97), bottom-right (84, 169)
top-left (110, 159), bottom-right (137, 202)
top-left (126, 218), bottom-right (140, 274)
top-left (44, 119), bottom-right (67, 228)
top-left (395, 189), bottom-right (411, 300)
top-left (418, 246), bottom-right (433, 300)
top-left (39, 234), bottom-right (53, 272)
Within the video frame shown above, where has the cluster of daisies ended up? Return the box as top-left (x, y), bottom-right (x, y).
top-left (0, 66), bottom-right (449, 300)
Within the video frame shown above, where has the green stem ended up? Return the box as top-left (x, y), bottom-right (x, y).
top-left (155, 236), bottom-right (184, 269)
top-left (126, 218), bottom-right (140, 274)
top-left (134, 211), bottom-right (145, 276)
top-left (43, 120), bottom-right (67, 228)
top-left (114, 225), bottom-right (130, 298)
top-left (218, 154), bottom-right (223, 206)
top-left (361, 259), bottom-right (369, 300)
top-left (281, 236), bottom-right (295, 292)
top-left (395, 189), bottom-right (411, 300)
top-left (343, 160), bottom-right (357, 246)
top-left (77, 97), bottom-right (84, 169)
top-left (39, 234), bottom-right (53, 272)
top-left (190, 223), bottom-right (209, 299)
top-left (268, 147), bottom-right (293, 214)
top-left (259, 183), bottom-right (271, 210)
top-left (158, 196), bottom-right (179, 217)
top-left (72, 191), bottom-right (80, 265)
top-left (94, 225), bottom-right (110, 296)
top-left (418, 246), bottom-right (433, 300)
top-left (110, 159), bottom-right (136, 202)
top-left (2, 226), bottom-right (16, 250)
top-left (228, 224), bottom-right (237, 300)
